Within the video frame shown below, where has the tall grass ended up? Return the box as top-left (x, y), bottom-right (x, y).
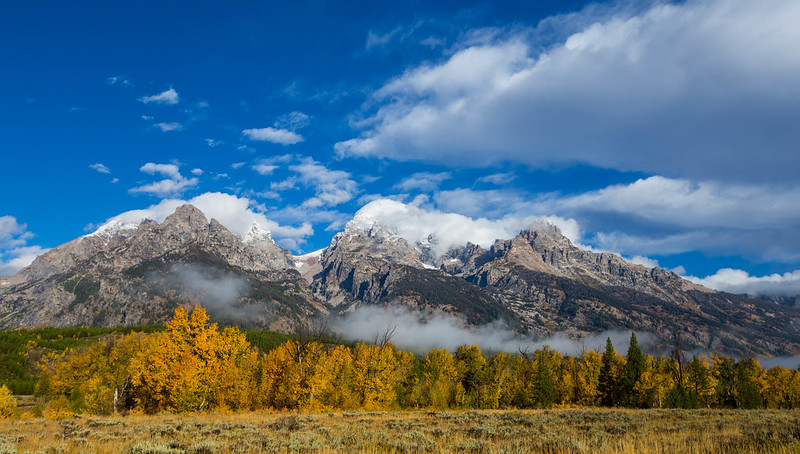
top-left (1, 409), bottom-right (799, 453)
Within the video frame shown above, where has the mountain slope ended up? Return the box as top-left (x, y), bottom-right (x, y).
top-left (0, 205), bottom-right (322, 330)
top-left (2, 202), bottom-right (800, 357)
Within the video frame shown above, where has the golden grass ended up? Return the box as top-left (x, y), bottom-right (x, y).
top-left (1, 408), bottom-right (799, 453)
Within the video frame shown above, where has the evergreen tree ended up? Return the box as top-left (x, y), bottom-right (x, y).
top-left (598, 338), bottom-right (621, 406)
top-left (621, 332), bottom-right (646, 407)
top-left (533, 351), bottom-right (556, 408)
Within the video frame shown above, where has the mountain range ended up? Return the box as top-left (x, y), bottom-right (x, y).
top-left (1, 202), bottom-right (799, 357)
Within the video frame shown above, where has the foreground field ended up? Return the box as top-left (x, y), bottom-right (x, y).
top-left (1, 409), bottom-right (799, 453)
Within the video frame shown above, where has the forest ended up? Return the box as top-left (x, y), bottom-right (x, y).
top-left (2, 305), bottom-right (800, 418)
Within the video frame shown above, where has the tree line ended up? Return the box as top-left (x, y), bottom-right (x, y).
top-left (9, 305), bottom-right (800, 416)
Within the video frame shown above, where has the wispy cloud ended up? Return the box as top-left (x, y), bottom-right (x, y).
top-left (106, 76), bottom-right (133, 87)
top-left (89, 163), bottom-right (111, 174)
top-left (243, 127), bottom-right (303, 145)
top-left (154, 122), bottom-right (183, 132)
top-left (129, 162), bottom-right (198, 197)
top-left (337, 0), bottom-right (800, 183)
top-left (140, 87), bottom-right (179, 105)
top-left (243, 111), bottom-right (309, 145)
top-left (0, 216), bottom-right (48, 276)
top-left (291, 158), bottom-right (359, 207)
top-left (395, 171), bottom-right (451, 192)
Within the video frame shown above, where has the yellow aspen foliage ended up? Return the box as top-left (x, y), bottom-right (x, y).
top-left (317, 345), bottom-right (358, 409)
top-left (557, 355), bottom-right (579, 405)
top-left (0, 385), bottom-right (18, 419)
top-left (763, 366), bottom-right (794, 409)
top-left (352, 343), bottom-right (400, 409)
top-left (686, 355), bottom-right (718, 407)
top-left (394, 349), bottom-right (419, 408)
top-left (422, 348), bottom-right (457, 409)
top-left (128, 305), bottom-right (259, 413)
top-left (481, 352), bottom-right (517, 409)
top-left (577, 350), bottom-right (602, 406)
top-left (789, 369), bottom-right (800, 408)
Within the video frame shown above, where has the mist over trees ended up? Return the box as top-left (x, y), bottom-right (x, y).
top-left (12, 306), bottom-right (800, 417)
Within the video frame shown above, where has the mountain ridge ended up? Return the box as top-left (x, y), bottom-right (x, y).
top-left (2, 202), bottom-right (799, 357)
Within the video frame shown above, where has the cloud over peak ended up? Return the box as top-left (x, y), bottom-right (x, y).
top-left (336, 0), bottom-right (800, 183)
top-left (139, 87), bottom-right (179, 105)
top-left (130, 162), bottom-right (198, 197)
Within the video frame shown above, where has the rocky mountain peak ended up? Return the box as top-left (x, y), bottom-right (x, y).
top-left (242, 222), bottom-right (274, 244)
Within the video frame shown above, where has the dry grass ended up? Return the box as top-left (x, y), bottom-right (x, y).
top-left (1, 409), bottom-right (799, 453)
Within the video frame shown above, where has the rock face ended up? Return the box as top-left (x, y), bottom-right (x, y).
top-left (0, 205), bottom-right (320, 330)
top-left (306, 217), bottom-right (800, 357)
top-left (437, 227), bottom-right (800, 356)
top-left (2, 203), bottom-right (800, 357)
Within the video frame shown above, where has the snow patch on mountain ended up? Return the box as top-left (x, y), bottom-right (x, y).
top-left (346, 199), bottom-right (582, 260)
top-left (242, 222), bottom-right (274, 244)
top-left (87, 193), bottom-right (312, 247)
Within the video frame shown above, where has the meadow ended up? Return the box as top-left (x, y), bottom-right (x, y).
top-left (1, 408), bottom-right (799, 453)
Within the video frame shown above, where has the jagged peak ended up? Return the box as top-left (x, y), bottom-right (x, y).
top-left (242, 221), bottom-right (274, 244)
top-left (86, 219), bottom-right (140, 243)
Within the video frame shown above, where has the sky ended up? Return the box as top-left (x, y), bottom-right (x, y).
top-left (2, 0), bottom-right (800, 297)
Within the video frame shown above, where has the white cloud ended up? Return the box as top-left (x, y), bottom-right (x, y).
top-left (0, 216), bottom-right (48, 276)
top-left (395, 171), bottom-right (451, 192)
top-left (154, 122), bottom-right (182, 132)
top-left (549, 176), bottom-right (800, 230)
top-left (190, 168), bottom-right (204, 176)
top-left (432, 178), bottom-right (800, 264)
top-left (130, 162), bottom-right (198, 197)
top-left (477, 172), bottom-right (515, 185)
top-left (204, 138), bottom-right (222, 147)
top-left (139, 163), bottom-right (182, 180)
top-left (231, 162), bottom-right (246, 170)
top-left (89, 163), bottom-right (110, 174)
top-left (106, 76), bottom-right (132, 87)
top-left (274, 111), bottom-right (310, 131)
top-left (243, 112), bottom-right (310, 145)
top-left (140, 87), bottom-right (179, 105)
top-left (336, 0), bottom-right (800, 183)
top-left (347, 198), bottom-right (580, 259)
top-left (243, 127), bottom-right (304, 145)
top-left (94, 192), bottom-right (313, 250)
top-left (252, 163), bottom-right (278, 175)
top-left (290, 158), bottom-right (359, 207)
top-left (687, 269), bottom-right (800, 297)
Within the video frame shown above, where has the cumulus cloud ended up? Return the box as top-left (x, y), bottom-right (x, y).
top-left (548, 176), bottom-right (800, 230)
top-left (687, 269), bottom-right (800, 297)
top-left (252, 163), bottom-right (278, 175)
top-left (432, 178), bottom-right (800, 264)
top-left (129, 162), bottom-right (199, 197)
top-left (93, 192), bottom-right (313, 248)
top-left (336, 0), bottom-right (800, 183)
top-left (154, 122), bottom-right (183, 132)
top-left (0, 216), bottom-right (49, 276)
top-left (395, 172), bottom-right (451, 192)
top-left (333, 305), bottom-right (651, 355)
top-left (244, 111), bottom-right (310, 145)
top-left (291, 158), bottom-right (359, 207)
top-left (243, 127), bottom-right (303, 145)
top-left (139, 87), bottom-right (179, 105)
top-left (347, 198), bottom-right (580, 259)
top-left (89, 163), bottom-right (110, 174)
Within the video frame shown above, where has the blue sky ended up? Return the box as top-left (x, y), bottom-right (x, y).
top-left (2, 0), bottom-right (800, 296)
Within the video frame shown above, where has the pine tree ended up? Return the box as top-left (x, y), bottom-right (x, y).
top-left (621, 332), bottom-right (646, 407)
top-left (598, 338), bottom-right (621, 406)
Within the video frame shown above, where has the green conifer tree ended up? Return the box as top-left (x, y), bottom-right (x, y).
top-left (622, 332), bottom-right (646, 407)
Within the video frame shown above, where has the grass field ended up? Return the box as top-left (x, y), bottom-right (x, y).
top-left (1, 409), bottom-right (799, 453)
